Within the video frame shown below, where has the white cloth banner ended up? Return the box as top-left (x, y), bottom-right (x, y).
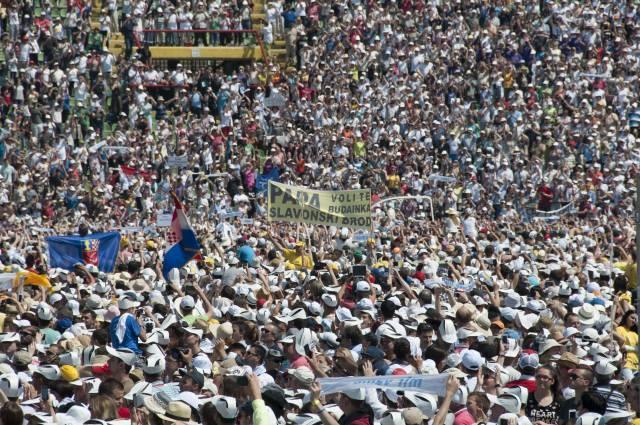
top-left (317, 373), bottom-right (449, 397)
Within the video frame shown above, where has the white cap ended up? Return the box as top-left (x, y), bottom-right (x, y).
top-left (439, 319), bottom-right (457, 344)
top-left (37, 305), bottom-right (54, 321)
top-left (142, 354), bottom-right (166, 374)
top-left (341, 388), bottom-right (366, 401)
top-left (461, 349), bottom-right (484, 371)
top-left (118, 298), bottom-right (140, 310)
top-left (211, 396), bottom-right (238, 419)
top-left (594, 360), bottom-right (617, 376)
top-left (105, 346), bottom-right (137, 366)
top-left (321, 293), bottom-right (338, 307)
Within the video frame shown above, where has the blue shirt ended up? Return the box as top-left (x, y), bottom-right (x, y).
top-left (109, 314), bottom-right (142, 354)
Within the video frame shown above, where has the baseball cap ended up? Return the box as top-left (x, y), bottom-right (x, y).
top-left (34, 365), bottom-right (61, 381)
top-left (403, 407), bottom-right (429, 425)
top-left (12, 351), bottom-right (32, 367)
top-left (461, 350), bottom-right (484, 371)
top-left (211, 396), bottom-right (238, 419)
top-left (60, 365), bottom-right (82, 386)
top-left (355, 280), bottom-right (371, 293)
top-left (321, 293), bottom-right (338, 307)
top-left (518, 352), bottom-right (539, 371)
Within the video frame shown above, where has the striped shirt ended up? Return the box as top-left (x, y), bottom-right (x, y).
top-left (593, 384), bottom-right (627, 413)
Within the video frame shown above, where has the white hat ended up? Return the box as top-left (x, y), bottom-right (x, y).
top-left (34, 365), bottom-right (61, 381)
top-left (594, 360), bottom-right (616, 376)
top-left (355, 280), bottom-right (371, 293)
top-left (55, 405), bottom-right (91, 425)
top-left (515, 312), bottom-right (538, 330)
top-left (574, 304), bottom-right (599, 326)
top-left (0, 333), bottom-right (20, 343)
top-left (495, 393), bottom-right (521, 414)
top-left (295, 328), bottom-right (315, 356)
top-left (539, 339), bottom-right (562, 355)
top-left (37, 305), bottom-right (54, 321)
top-left (341, 388), bottom-right (366, 401)
top-left (402, 392), bottom-right (438, 418)
top-left (380, 411), bottom-right (405, 425)
top-left (0, 374), bottom-right (22, 398)
top-left (461, 350), bottom-right (484, 371)
top-left (105, 346), bottom-right (137, 366)
top-left (439, 319), bottom-right (457, 344)
top-left (211, 396), bottom-right (238, 419)
top-left (321, 293), bottom-right (338, 308)
top-left (576, 412), bottom-right (602, 425)
top-left (504, 292), bottom-right (523, 309)
top-left (142, 354), bottom-right (166, 374)
top-left (118, 297), bottom-right (140, 310)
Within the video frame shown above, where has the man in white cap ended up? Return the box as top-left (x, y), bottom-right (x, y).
top-left (309, 384), bottom-right (373, 425)
top-left (109, 297), bottom-right (147, 354)
top-left (592, 361), bottom-right (626, 413)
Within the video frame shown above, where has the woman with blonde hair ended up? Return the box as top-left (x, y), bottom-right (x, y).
top-left (89, 395), bottom-right (117, 421)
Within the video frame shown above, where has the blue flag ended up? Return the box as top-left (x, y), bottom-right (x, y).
top-left (255, 167), bottom-right (280, 194)
top-left (46, 232), bottom-right (121, 272)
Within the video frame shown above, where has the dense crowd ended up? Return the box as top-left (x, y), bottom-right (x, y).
top-left (0, 0), bottom-right (638, 424)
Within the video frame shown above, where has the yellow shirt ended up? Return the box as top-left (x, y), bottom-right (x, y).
top-left (614, 261), bottom-right (637, 290)
top-left (616, 325), bottom-right (639, 370)
top-left (387, 175), bottom-right (400, 189)
top-left (282, 248), bottom-right (314, 270)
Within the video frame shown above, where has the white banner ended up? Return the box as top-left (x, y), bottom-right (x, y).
top-left (317, 373), bottom-right (448, 397)
top-left (157, 213), bottom-right (173, 227)
top-left (428, 175), bottom-right (456, 184)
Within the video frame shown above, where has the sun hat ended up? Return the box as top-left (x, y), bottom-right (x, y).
top-left (573, 304), bottom-right (599, 326)
top-left (156, 401), bottom-right (196, 424)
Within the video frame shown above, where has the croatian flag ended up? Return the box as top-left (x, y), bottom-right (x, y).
top-left (162, 198), bottom-right (201, 280)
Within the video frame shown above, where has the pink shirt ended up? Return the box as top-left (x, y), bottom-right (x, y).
top-left (290, 355), bottom-right (310, 369)
top-left (454, 408), bottom-right (474, 425)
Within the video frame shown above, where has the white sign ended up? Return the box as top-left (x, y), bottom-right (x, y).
top-left (221, 211), bottom-right (243, 218)
top-left (240, 218), bottom-right (254, 225)
top-left (353, 232), bottom-right (370, 242)
top-left (167, 155), bottom-right (189, 168)
top-left (157, 213), bottom-right (173, 227)
top-left (192, 48), bottom-right (201, 58)
top-left (317, 374), bottom-right (449, 397)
